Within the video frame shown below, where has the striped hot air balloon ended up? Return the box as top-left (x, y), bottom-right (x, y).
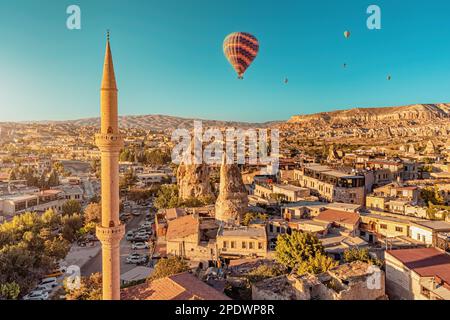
top-left (223, 32), bottom-right (259, 79)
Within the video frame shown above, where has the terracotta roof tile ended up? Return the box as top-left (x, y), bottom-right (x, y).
top-left (166, 215), bottom-right (199, 241)
top-left (121, 272), bottom-right (230, 300)
top-left (387, 248), bottom-right (450, 285)
top-left (315, 209), bottom-right (360, 227)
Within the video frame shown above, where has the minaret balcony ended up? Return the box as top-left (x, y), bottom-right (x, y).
top-left (95, 133), bottom-right (124, 151)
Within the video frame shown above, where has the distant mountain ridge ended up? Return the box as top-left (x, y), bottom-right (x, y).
top-left (24, 114), bottom-right (280, 130)
top-left (288, 103), bottom-right (450, 125)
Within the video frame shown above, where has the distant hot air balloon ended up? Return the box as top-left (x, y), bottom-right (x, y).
top-left (387, 75), bottom-right (392, 81)
top-left (284, 78), bottom-right (289, 84)
top-left (344, 31), bottom-right (350, 39)
top-left (223, 32), bottom-right (259, 79)
top-left (343, 63), bottom-right (347, 68)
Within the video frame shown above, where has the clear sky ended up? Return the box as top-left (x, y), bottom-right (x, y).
top-left (1, 0), bottom-right (450, 122)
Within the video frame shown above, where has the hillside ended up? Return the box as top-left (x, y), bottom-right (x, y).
top-left (287, 104), bottom-right (450, 125)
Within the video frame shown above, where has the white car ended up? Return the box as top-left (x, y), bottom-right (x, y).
top-left (132, 210), bottom-right (142, 216)
top-left (126, 253), bottom-right (146, 264)
top-left (125, 231), bottom-right (135, 241)
top-left (34, 284), bottom-right (53, 294)
top-left (23, 290), bottom-right (49, 300)
top-left (132, 242), bottom-right (150, 250)
top-left (39, 277), bottom-right (58, 288)
top-left (140, 222), bottom-right (152, 228)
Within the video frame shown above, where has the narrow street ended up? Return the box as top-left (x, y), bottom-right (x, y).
top-left (81, 207), bottom-right (148, 276)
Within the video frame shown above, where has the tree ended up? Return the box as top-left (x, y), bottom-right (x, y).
top-left (245, 264), bottom-right (286, 283)
top-left (47, 170), bottom-right (60, 187)
top-left (65, 272), bottom-right (102, 300)
top-left (343, 248), bottom-right (383, 267)
top-left (145, 149), bottom-right (171, 166)
top-left (296, 254), bottom-right (338, 275)
top-left (61, 214), bottom-right (83, 242)
top-left (242, 212), bottom-right (268, 226)
top-left (149, 256), bottom-right (189, 281)
top-left (0, 282), bottom-right (20, 300)
top-left (41, 209), bottom-right (61, 229)
top-left (275, 231), bottom-right (327, 269)
top-left (44, 236), bottom-right (70, 261)
top-left (61, 200), bottom-right (82, 216)
top-left (154, 184), bottom-right (179, 210)
top-left (421, 186), bottom-right (444, 206)
top-left (84, 203), bottom-right (101, 224)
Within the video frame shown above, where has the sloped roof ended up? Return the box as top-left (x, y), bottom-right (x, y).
top-left (315, 209), bottom-right (360, 227)
top-left (387, 248), bottom-right (450, 285)
top-left (166, 215), bottom-right (199, 240)
top-left (121, 272), bottom-right (230, 300)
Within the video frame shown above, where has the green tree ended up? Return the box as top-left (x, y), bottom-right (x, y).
top-left (245, 264), bottom-right (286, 283)
top-left (65, 273), bottom-right (102, 300)
top-left (275, 231), bottom-right (327, 269)
top-left (47, 169), bottom-right (60, 187)
top-left (296, 254), bottom-right (338, 275)
top-left (343, 247), bottom-right (383, 267)
top-left (242, 212), bottom-right (268, 226)
top-left (150, 256), bottom-right (189, 280)
top-left (0, 282), bottom-right (20, 300)
top-left (61, 214), bottom-right (83, 242)
top-left (154, 184), bottom-right (179, 210)
top-left (61, 200), bottom-right (82, 216)
top-left (84, 202), bottom-right (102, 224)
top-left (41, 209), bottom-right (61, 229)
top-left (44, 236), bottom-right (70, 261)
top-left (421, 186), bottom-right (445, 206)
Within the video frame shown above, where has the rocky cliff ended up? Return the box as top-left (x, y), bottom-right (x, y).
top-left (288, 104), bottom-right (450, 125)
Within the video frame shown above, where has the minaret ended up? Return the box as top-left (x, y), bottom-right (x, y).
top-left (95, 32), bottom-right (125, 300)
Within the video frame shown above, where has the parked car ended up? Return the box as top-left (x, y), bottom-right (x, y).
top-left (125, 253), bottom-right (147, 264)
top-left (140, 221), bottom-right (152, 229)
top-left (125, 231), bottom-right (135, 241)
top-left (39, 277), bottom-right (58, 288)
top-left (23, 290), bottom-right (49, 300)
top-left (132, 242), bottom-right (150, 250)
top-left (34, 284), bottom-right (53, 294)
top-left (132, 210), bottom-right (142, 217)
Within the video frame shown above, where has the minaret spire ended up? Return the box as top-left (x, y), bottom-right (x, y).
top-left (95, 33), bottom-right (125, 300)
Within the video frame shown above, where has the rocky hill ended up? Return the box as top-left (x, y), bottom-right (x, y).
top-left (287, 104), bottom-right (450, 125)
top-left (33, 114), bottom-right (278, 131)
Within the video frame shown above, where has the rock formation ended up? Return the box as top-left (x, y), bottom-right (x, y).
top-left (215, 158), bottom-right (248, 225)
top-left (176, 137), bottom-right (215, 201)
top-left (177, 163), bottom-right (215, 201)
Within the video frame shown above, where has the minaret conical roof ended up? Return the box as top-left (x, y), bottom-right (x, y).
top-left (101, 34), bottom-right (117, 90)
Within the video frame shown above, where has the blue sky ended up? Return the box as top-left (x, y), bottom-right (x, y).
top-left (1, 0), bottom-right (450, 122)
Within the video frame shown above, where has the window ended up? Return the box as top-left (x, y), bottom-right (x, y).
top-left (249, 242), bottom-right (254, 249)
top-left (258, 242), bottom-right (263, 250)
top-left (269, 224), bottom-right (273, 233)
top-left (380, 224), bottom-right (387, 230)
top-left (242, 242), bottom-right (247, 249)
top-left (395, 226), bottom-right (403, 233)
top-left (223, 241), bottom-right (228, 248)
top-left (231, 241), bottom-right (236, 249)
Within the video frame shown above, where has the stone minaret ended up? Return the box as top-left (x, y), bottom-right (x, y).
top-left (95, 32), bottom-right (125, 300)
top-left (215, 157), bottom-right (248, 225)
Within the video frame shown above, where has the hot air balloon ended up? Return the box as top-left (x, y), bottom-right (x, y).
top-left (223, 32), bottom-right (259, 79)
top-left (343, 63), bottom-right (347, 68)
top-left (344, 31), bottom-right (350, 39)
top-left (284, 78), bottom-right (289, 84)
top-left (387, 75), bottom-right (392, 81)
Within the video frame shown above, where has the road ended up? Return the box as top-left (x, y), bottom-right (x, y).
top-left (81, 207), bottom-right (149, 277)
